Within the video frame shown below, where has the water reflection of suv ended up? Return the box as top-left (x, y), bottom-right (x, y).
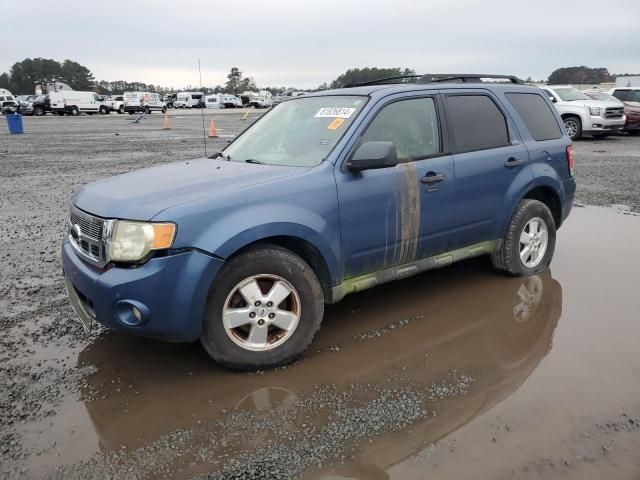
top-left (540, 85), bottom-right (625, 140)
top-left (62, 74), bottom-right (576, 370)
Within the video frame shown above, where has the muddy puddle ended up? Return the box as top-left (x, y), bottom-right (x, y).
top-left (7, 206), bottom-right (640, 479)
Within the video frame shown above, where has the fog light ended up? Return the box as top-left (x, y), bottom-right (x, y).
top-left (592, 124), bottom-right (602, 128)
top-left (114, 300), bottom-right (150, 326)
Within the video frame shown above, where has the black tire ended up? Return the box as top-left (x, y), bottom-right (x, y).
top-left (70, 106), bottom-right (79, 116)
top-left (34, 106), bottom-right (44, 116)
top-left (491, 199), bottom-right (556, 277)
top-left (628, 130), bottom-right (639, 136)
top-left (563, 116), bottom-right (582, 140)
top-left (118, 105), bottom-right (125, 114)
top-left (161, 106), bottom-right (167, 113)
top-left (201, 245), bottom-right (324, 370)
top-left (57, 112), bottom-right (65, 116)
top-left (99, 106), bottom-right (108, 115)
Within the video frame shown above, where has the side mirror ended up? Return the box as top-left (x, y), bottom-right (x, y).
top-left (346, 141), bottom-right (398, 172)
top-left (548, 96), bottom-right (557, 103)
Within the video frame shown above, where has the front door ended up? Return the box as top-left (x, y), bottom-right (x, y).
top-left (335, 94), bottom-right (454, 278)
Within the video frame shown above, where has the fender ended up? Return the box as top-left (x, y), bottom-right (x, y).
top-left (496, 164), bottom-right (565, 238)
top-left (191, 204), bottom-right (342, 285)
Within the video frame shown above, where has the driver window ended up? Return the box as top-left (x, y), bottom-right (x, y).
top-left (361, 98), bottom-right (440, 162)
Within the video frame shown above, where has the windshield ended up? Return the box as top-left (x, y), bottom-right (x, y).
top-left (224, 95), bottom-right (367, 167)
top-left (554, 88), bottom-right (590, 101)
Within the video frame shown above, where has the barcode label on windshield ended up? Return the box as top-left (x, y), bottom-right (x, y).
top-left (315, 107), bottom-right (356, 118)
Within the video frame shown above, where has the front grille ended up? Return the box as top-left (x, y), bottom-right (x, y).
top-left (68, 205), bottom-right (109, 267)
top-left (64, 277), bottom-right (94, 332)
top-left (70, 209), bottom-right (103, 239)
top-left (604, 107), bottom-right (624, 118)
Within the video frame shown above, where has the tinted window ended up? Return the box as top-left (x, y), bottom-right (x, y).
top-left (447, 95), bottom-right (509, 152)
top-left (506, 93), bottom-right (562, 141)
top-left (361, 98), bottom-right (440, 162)
top-left (612, 90), bottom-right (633, 102)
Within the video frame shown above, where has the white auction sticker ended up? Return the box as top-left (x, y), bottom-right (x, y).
top-left (314, 107), bottom-right (356, 118)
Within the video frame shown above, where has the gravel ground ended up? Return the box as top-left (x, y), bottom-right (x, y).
top-left (1, 113), bottom-right (639, 479)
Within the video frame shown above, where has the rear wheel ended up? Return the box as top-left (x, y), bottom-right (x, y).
top-left (201, 245), bottom-right (324, 370)
top-left (161, 106), bottom-right (167, 113)
top-left (69, 106), bottom-right (79, 116)
top-left (118, 105), bottom-right (125, 114)
top-left (34, 106), bottom-right (44, 116)
top-left (563, 116), bottom-right (582, 140)
top-left (492, 199), bottom-right (556, 277)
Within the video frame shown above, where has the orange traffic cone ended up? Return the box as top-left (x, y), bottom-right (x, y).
top-left (208, 119), bottom-right (218, 138)
top-left (162, 111), bottom-right (170, 130)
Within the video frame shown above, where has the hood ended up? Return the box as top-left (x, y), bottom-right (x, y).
top-left (567, 99), bottom-right (623, 109)
top-left (73, 158), bottom-right (305, 220)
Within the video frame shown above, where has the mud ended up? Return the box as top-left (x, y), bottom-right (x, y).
top-left (1, 115), bottom-right (640, 479)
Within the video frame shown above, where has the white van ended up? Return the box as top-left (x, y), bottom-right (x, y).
top-left (49, 91), bottom-right (108, 115)
top-left (174, 91), bottom-right (204, 108)
top-left (123, 92), bottom-right (167, 114)
top-left (205, 94), bottom-right (224, 109)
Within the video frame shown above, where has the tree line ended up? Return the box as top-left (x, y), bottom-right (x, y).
top-left (1, 58), bottom-right (638, 96)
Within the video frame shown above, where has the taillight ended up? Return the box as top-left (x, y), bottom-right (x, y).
top-left (566, 145), bottom-right (575, 177)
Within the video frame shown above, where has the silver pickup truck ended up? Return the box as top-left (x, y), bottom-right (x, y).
top-left (540, 85), bottom-right (625, 140)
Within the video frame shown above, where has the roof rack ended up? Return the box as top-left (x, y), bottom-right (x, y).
top-left (417, 74), bottom-right (525, 84)
top-left (344, 75), bottom-right (422, 88)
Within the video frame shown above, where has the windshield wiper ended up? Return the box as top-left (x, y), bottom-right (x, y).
top-left (208, 152), bottom-right (231, 160)
top-left (244, 159), bottom-right (265, 165)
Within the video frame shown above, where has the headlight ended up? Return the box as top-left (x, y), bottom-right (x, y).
top-left (109, 221), bottom-right (176, 262)
top-left (589, 106), bottom-right (602, 116)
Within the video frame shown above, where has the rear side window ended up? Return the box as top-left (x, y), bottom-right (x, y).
top-left (361, 98), bottom-right (440, 162)
top-left (506, 93), bottom-right (562, 141)
top-left (446, 95), bottom-right (509, 152)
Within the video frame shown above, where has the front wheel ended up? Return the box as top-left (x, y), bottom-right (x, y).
top-left (34, 106), bottom-right (44, 116)
top-left (118, 105), bottom-right (125, 114)
top-left (201, 245), bottom-right (324, 370)
top-left (492, 199), bottom-right (556, 277)
top-left (161, 106), bottom-right (167, 113)
top-left (563, 116), bottom-right (582, 140)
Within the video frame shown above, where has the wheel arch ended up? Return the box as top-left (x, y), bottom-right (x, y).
top-left (224, 235), bottom-right (334, 301)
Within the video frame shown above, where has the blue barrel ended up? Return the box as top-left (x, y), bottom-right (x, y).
top-left (6, 113), bottom-right (24, 134)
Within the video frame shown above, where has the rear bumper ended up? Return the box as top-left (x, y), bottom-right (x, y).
top-left (61, 239), bottom-right (224, 342)
top-left (561, 177), bottom-right (577, 225)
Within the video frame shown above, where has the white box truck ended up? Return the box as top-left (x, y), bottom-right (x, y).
top-left (205, 94), bottom-right (224, 109)
top-left (174, 92), bottom-right (204, 108)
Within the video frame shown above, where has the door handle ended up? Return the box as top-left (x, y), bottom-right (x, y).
top-left (504, 157), bottom-right (525, 168)
top-left (421, 172), bottom-right (445, 184)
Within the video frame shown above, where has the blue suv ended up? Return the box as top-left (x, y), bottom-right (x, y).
top-left (62, 74), bottom-right (576, 370)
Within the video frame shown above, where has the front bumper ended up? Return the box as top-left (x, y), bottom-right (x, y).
top-left (583, 115), bottom-right (625, 133)
top-left (624, 113), bottom-right (640, 132)
top-left (61, 239), bottom-right (224, 342)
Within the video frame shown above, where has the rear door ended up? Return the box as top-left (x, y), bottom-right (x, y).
top-left (442, 90), bottom-right (532, 248)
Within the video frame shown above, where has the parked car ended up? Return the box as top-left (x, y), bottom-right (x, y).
top-left (0, 89), bottom-right (20, 114)
top-left (163, 94), bottom-right (176, 108)
top-left (539, 85), bottom-right (625, 140)
top-left (220, 94), bottom-right (243, 108)
top-left (123, 92), bottom-right (167, 114)
top-left (62, 74), bottom-right (576, 370)
top-left (49, 91), bottom-right (109, 115)
top-left (15, 95), bottom-right (36, 115)
top-left (608, 87), bottom-right (640, 135)
top-left (22, 94), bottom-right (51, 116)
top-left (273, 90), bottom-right (307, 106)
top-left (106, 95), bottom-right (125, 114)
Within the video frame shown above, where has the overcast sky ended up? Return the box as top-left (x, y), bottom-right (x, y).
top-left (2, 0), bottom-right (640, 89)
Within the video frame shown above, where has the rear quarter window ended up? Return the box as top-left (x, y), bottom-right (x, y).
top-left (446, 95), bottom-right (510, 152)
top-left (505, 93), bottom-right (562, 141)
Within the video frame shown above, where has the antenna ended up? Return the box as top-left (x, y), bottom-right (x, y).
top-left (199, 59), bottom-right (207, 157)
